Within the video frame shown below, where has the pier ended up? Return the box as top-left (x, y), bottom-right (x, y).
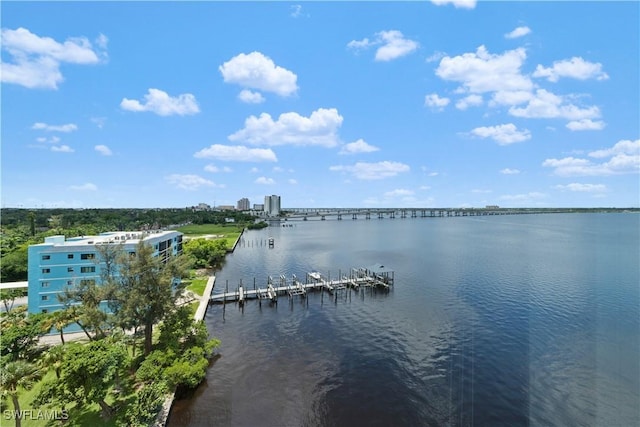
top-left (210, 264), bottom-right (394, 304)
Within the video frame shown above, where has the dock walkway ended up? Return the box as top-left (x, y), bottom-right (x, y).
top-left (210, 265), bottom-right (394, 304)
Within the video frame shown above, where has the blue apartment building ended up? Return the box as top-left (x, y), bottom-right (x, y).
top-left (27, 230), bottom-right (183, 315)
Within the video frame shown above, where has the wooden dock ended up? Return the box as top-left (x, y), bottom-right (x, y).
top-left (210, 264), bottom-right (394, 304)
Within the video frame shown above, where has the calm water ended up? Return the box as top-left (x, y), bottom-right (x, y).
top-left (168, 213), bottom-right (640, 427)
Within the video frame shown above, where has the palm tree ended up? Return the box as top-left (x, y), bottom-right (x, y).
top-left (0, 361), bottom-right (42, 427)
top-left (41, 309), bottom-right (74, 345)
top-left (39, 344), bottom-right (66, 379)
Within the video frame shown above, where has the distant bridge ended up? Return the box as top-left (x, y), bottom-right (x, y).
top-left (280, 208), bottom-right (564, 221)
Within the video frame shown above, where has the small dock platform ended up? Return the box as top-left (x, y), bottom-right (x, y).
top-left (210, 264), bottom-right (394, 304)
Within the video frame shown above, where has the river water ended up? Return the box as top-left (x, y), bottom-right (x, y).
top-left (168, 213), bottom-right (639, 427)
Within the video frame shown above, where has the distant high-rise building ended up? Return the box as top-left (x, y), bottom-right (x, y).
top-left (237, 198), bottom-right (250, 211)
top-left (264, 194), bottom-right (281, 217)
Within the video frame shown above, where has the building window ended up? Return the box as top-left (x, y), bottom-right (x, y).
top-left (80, 266), bottom-right (96, 273)
top-left (42, 309), bottom-right (48, 314)
top-left (80, 253), bottom-right (95, 260)
top-left (41, 282), bottom-right (50, 288)
top-left (80, 279), bottom-right (96, 286)
top-left (68, 254), bottom-right (74, 259)
top-left (67, 280), bottom-right (73, 286)
top-left (42, 268), bottom-right (50, 274)
top-left (67, 267), bottom-right (74, 273)
top-left (42, 255), bottom-right (50, 260)
top-left (41, 295), bottom-right (49, 301)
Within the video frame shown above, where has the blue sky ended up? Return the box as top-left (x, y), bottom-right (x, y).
top-left (2, 1), bottom-right (638, 209)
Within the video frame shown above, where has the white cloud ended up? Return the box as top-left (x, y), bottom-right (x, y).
top-left (1, 27), bottom-right (106, 89)
top-left (228, 108), bottom-right (343, 147)
top-left (566, 119), bottom-right (606, 131)
top-left (508, 89), bottom-right (601, 121)
top-left (469, 123), bottom-right (531, 145)
top-left (290, 4), bottom-right (305, 18)
top-left (32, 122), bottom-right (78, 132)
top-left (533, 57), bottom-right (609, 82)
top-left (219, 52), bottom-right (298, 97)
top-left (339, 139), bottom-right (380, 155)
top-left (384, 189), bottom-right (415, 197)
top-left (329, 161), bottom-right (410, 180)
top-left (499, 192), bottom-right (546, 202)
top-left (489, 90), bottom-right (532, 107)
top-left (456, 94), bottom-right (483, 110)
top-left (238, 89), bottom-right (265, 104)
top-left (120, 88), bottom-right (200, 116)
top-left (375, 30), bottom-right (419, 61)
top-left (348, 30), bottom-right (419, 62)
top-left (425, 93), bottom-right (451, 110)
top-left (36, 136), bottom-right (61, 144)
top-left (255, 177), bottom-right (275, 185)
top-left (505, 26), bottom-right (531, 39)
top-left (554, 183), bottom-right (607, 193)
top-left (69, 183), bottom-right (97, 191)
top-left (543, 140), bottom-right (640, 176)
top-left (91, 117), bottom-right (106, 129)
top-left (288, 179), bottom-right (298, 185)
top-left (430, 0), bottom-right (476, 9)
top-left (500, 168), bottom-right (521, 175)
top-left (426, 51), bottom-right (447, 63)
top-left (436, 46), bottom-right (532, 94)
top-left (94, 145), bottom-right (112, 156)
top-left (165, 174), bottom-right (217, 190)
top-left (51, 145), bottom-right (74, 153)
top-left (472, 189), bottom-right (492, 194)
top-left (204, 164), bottom-right (233, 173)
top-left (589, 139), bottom-right (639, 158)
top-left (194, 144), bottom-right (277, 162)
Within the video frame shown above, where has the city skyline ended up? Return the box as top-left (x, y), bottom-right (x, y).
top-left (2, 1), bottom-right (639, 209)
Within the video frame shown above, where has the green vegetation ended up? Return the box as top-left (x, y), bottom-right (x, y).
top-left (186, 277), bottom-right (208, 297)
top-left (0, 240), bottom-right (220, 426)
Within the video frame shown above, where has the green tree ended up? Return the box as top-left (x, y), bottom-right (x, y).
top-left (56, 340), bottom-right (128, 419)
top-left (0, 361), bottom-right (42, 427)
top-left (38, 344), bottom-right (66, 379)
top-left (112, 242), bottom-right (190, 355)
top-left (58, 280), bottom-right (110, 341)
top-left (0, 244), bottom-right (28, 282)
top-left (41, 309), bottom-right (75, 345)
top-left (0, 307), bottom-right (45, 363)
top-left (0, 288), bottom-right (26, 313)
top-left (183, 238), bottom-right (227, 268)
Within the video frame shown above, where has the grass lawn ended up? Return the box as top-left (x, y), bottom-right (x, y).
top-left (186, 278), bottom-right (208, 297)
top-left (176, 224), bottom-right (242, 236)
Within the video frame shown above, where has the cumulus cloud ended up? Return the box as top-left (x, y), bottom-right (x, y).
top-left (430, 0), bottom-right (476, 9)
top-left (329, 161), bottom-right (410, 180)
top-left (339, 139), bottom-right (380, 155)
top-left (228, 108), bottom-right (343, 147)
top-left (69, 183), bottom-right (97, 191)
top-left (554, 183), bottom-right (607, 193)
top-left (219, 52), bottom-right (298, 97)
top-left (348, 30), bottom-right (419, 61)
top-left (469, 123), bottom-right (531, 145)
top-left (436, 45), bottom-right (532, 94)
top-left (194, 144), bottom-right (277, 162)
top-left (120, 88), bottom-right (200, 116)
top-left (94, 145), bottom-right (112, 156)
top-left (533, 57), bottom-right (609, 82)
top-left (32, 122), bottom-right (78, 132)
top-left (238, 89), bottom-right (265, 104)
top-left (505, 26), bottom-right (531, 39)
top-left (36, 136), bottom-right (60, 144)
top-left (1, 27), bottom-right (107, 89)
top-left (165, 174), bottom-right (217, 190)
top-left (543, 140), bottom-right (640, 176)
top-left (204, 164), bottom-right (233, 173)
top-left (456, 94), bottom-right (483, 110)
top-left (424, 93), bottom-right (450, 110)
top-left (566, 119), bottom-right (606, 131)
top-left (288, 179), bottom-right (298, 184)
top-left (500, 168), bottom-right (521, 175)
top-left (589, 139), bottom-right (639, 158)
top-left (51, 145), bottom-right (74, 153)
top-left (255, 177), bottom-right (275, 185)
top-left (384, 189), bottom-right (415, 197)
top-left (508, 89), bottom-right (601, 121)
